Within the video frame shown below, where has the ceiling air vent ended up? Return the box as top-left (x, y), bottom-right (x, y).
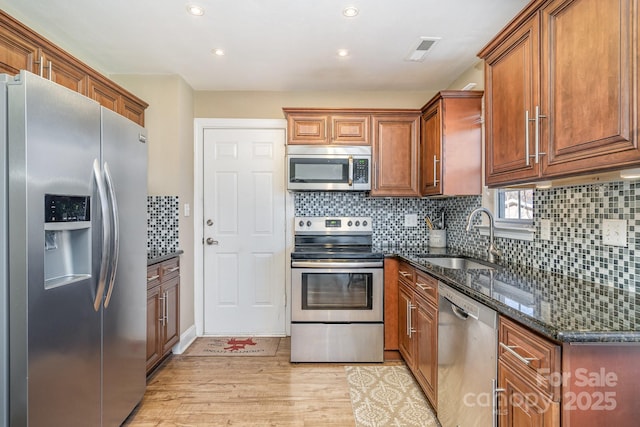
top-left (405, 37), bottom-right (441, 62)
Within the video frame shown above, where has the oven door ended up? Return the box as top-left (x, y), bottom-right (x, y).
top-left (291, 262), bottom-right (383, 323)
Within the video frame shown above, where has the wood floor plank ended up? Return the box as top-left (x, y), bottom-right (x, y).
top-left (124, 337), bottom-right (404, 426)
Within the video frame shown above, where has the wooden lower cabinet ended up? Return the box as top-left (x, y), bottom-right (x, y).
top-left (498, 359), bottom-right (560, 427)
top-left (146, 257), bottom-right (181, 375)
top-left (396, 262), bottom-right (438, 410)
top-left (414, 293), bottom-right (438, 407)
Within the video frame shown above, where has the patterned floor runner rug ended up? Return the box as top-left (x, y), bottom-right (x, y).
top-left (183, 337), bottom-right (280, 356)
top-left (345, 365), bottom-right (439, 427)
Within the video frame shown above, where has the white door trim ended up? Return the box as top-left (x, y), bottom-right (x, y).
top-left (194, 118), bottom-right (292, 337)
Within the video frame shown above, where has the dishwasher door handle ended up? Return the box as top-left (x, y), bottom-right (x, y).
top-left (445, 296), bottom-right (478, 320)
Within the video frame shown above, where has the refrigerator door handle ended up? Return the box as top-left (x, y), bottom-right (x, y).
top-left (93, 159), bottom-right (111, 311)
top-left (103, 162), bottom-right (119, 308)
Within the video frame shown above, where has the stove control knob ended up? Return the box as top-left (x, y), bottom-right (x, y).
top-left (298, 220), bottom-right (304, 227)
top-left (355, 221), bottom-right (360, 226)
top-left (363, 220), bottom-right (368, 227)
top-left (306, 220), bottom-right (312, 227)
top-left (347, 221), bottom-right (353, 227)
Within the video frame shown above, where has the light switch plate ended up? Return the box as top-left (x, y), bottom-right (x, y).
top-left (602, 219), bottom-right (627, 247)
top-left (404, 214), bottom-right (418, 227)
top-left (540, 219), bottom-right (551, 241)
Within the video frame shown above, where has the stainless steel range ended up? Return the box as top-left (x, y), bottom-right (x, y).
top-left (290, 216), bottom-right (384, 362)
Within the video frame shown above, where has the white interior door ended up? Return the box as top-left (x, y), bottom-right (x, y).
top-left (202, 127), bottom-right (286, 335)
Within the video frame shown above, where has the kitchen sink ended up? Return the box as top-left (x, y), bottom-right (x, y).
top-left (417, 256), bottom-right (496, 270)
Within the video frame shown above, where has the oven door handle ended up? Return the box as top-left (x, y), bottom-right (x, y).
top-left (291, 260), bottom-right (383, 268)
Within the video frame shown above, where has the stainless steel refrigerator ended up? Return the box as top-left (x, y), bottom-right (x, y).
top-left (0, 71), bottom-right (147, 426)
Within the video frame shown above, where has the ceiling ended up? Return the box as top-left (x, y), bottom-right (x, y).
top-left (0, 0), bottom-right (529, 92)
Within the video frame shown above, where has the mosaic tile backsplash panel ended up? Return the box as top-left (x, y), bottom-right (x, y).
top-left (294, 179), bottom-right (640, 292)
top-left (147, 196), bottom-right (179, 259)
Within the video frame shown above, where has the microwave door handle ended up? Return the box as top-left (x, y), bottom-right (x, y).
top-left (348, 156), bottom-right (353, 186)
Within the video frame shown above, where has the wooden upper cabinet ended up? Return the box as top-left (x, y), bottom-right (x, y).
top-left (420, 91), bottom-right (483, 196)
top-left (540, 0), bottom-right (638, 176)
top-left (41, 48), bottom-right (87, 94)
top-left (0, 9), bottom-right (147, 126)
top-left (0, 24), bottom-right (39, 76)
top-left (283, 109), bottom-right (370, 145)
top-left (480, 0), bottom-right (639, 186)
top-left (482, 12), bottom-right (540, 186)
top-left (371, 113), bottom-right (421, 196)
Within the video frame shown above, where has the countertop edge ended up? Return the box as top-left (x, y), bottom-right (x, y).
top-left (388, 254), bottom-right (640, 344)
top-left (148, 250), bottom-right (184, 265)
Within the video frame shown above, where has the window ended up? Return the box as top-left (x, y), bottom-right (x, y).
top-left (496, 189), bottom-right (534, 223)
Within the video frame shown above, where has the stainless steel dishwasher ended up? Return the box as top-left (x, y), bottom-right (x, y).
top-left (437, 282), bottom-right (498, 427)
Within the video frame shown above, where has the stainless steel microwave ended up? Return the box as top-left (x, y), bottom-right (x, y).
top-left (286, 145), bottom-right (371, 191)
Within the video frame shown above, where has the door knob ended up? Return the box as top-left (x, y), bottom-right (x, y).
top-left (206, 219), bottom-right (214, 226)
top-left (206, 237), bottom-right (219, 245)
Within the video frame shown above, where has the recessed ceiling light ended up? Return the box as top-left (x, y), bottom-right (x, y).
top-left (186, 4), bottom-right (205, 16)
top-left (343, 6), bottom-right (359, 17)
top-left (337, 49), bottom-right (350, 57)
top-left (212, 48), bottom-right (225, 56)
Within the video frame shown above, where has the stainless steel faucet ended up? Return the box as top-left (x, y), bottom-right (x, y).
top-left (465, 207), bottom-right (502, 263)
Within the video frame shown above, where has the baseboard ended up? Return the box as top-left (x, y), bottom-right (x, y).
top-left (171, 324), bottom-right (197, 354)
top-left (384, 350), bottom-right (403, 361)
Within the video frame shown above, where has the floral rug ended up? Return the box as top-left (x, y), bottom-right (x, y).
top-left (345, 365), bottom-right (439, 427)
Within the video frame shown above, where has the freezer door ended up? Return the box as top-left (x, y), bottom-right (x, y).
top-left (0, 75), bottom-right (9, 427)
top-left (8, 71), bottom-right (102, 426)
top-left (100, 107), bottom-right (147, 426)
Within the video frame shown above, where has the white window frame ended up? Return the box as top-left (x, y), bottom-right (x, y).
top-left (478, 187), bottom-right (535, 241)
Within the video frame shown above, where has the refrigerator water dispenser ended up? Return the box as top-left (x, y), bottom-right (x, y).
top-left (43, 194), bottom-right (92, 289)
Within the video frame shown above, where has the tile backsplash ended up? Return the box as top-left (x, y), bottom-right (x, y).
top-left (147, 196), bottom-right (179, 259)
top-left (294, 179), bottom-right (640, 292)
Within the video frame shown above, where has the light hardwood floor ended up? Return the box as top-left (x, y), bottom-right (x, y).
top-left (124, 338), bottom-right (401, 426)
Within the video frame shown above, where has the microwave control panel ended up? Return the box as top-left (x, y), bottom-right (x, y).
top-left (353, 159), bottom-right (369, 183)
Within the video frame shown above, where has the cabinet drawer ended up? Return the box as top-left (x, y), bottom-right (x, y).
top-left (160, 257), bottom-right (180, 281)
top-left (415, 270), bottom-right (438, 304)
top-left (499, 316), bottom-right (561, 400)
top-left (397, 262), bottom-right (415, 286)
top-left (146, 264), bottom-right (161, 289)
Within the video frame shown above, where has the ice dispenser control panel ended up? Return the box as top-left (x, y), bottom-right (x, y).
top-left (45, 194), bottom-right (90, 222)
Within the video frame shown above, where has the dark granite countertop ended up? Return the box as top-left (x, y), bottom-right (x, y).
top-left (385, 247), bottom-right (640, 344)
top-left (147, 250), bottom-right (184, 265)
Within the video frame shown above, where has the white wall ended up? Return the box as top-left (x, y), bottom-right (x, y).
top-left (111, 74), bottom-right (195, 336)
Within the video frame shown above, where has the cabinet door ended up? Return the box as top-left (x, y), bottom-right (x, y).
top-left (0, 25), bottom-right (39, 75)
top-left (371, 114), bottom-right (420, 196)
top-left (121, 95), bottom-right (146, 126)
top-left (484, 14), bottom-right (540, 186)
top-left (540, 0), bottom-right (639, 176)
top-left (331, 115), bottom-right (370, 145)
top-left (398, 283), bottom-right (415, 367)
top-left (41, 48), bottom-right (87, 94)
top-left (161, 277), bottom-right (180, 354)
top-left (498, 360), bottom-right (560, 427)
top-left (146, 286), bottom-right (162, 373)
top-left (287, 114), bottom-right (328, 144)
top-left (415, 295), bottom-right (438, 409)
top-left (87, 76), bottom-right (121, 112)
top-left (421, 104), bottom-right (442, 195)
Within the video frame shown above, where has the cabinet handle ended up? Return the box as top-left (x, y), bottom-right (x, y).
top-left (147, 274), bottom-right (160, 282)
top-left (525, 110), bottom-right (531, 166)
top-left (38, 56), bottom-right (44, 77)
top-left (399, 270), bottom-right (411, 278)
top-left (416, 283), bottom-right (432, 291)
top-left (165, 266), bottom-right (180, 273)
top-left (433, 155), bottom-right (440, 186)
top-left (533, 105), bottom-right (547, 164)
top-left (164, 291), bottom-right (169, 324)
top-left (159, 293), bottom-right (166, 326)
top-left (47, 61), bottom-right (52, 80)
top-left (407, 301), bottom-right (416, 338)
top-left (499, 342), bottom-right (538, 366)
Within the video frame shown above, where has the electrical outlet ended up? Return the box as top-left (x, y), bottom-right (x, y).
top-left (602, 219), bottom-right (627, 247)
top-left (184, 203), bottom-right (190, 217)
top-left (404, 214), bottom-right (418, 227)
top-left (540, 219), bottom-right (551, 240)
